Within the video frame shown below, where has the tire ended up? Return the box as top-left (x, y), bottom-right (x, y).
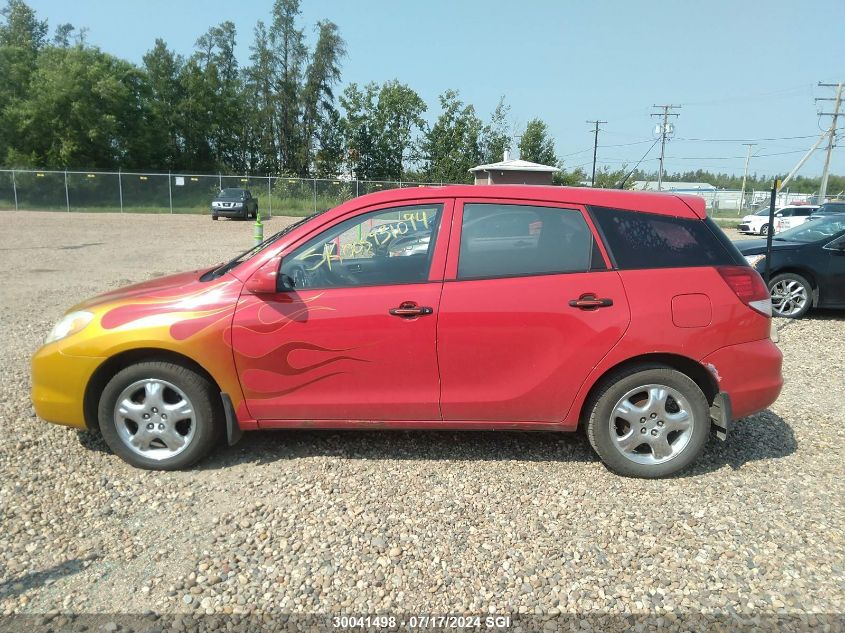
top-left (212, 215), bottom-right (218, 221)
top-left (97, 361), bottom-right (223, 470)
top-left (760, 223), bottom-right (769, 236)
top-left (769, 272), bottom-right (812, 319)
top-left (585, 366), bottom-right (710, 478)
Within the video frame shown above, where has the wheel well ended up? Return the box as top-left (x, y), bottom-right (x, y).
top-left (578, 353), bottom-right (719, 426)
top-left (82, 348), bottom-right (222, 432)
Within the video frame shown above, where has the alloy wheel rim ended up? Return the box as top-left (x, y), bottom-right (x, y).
top-left (770, 280), bottom-right (808, 317)
top-left (609, 384), bottom-right (695, 465)
top-left (113, 379), bottom-right (196, 461)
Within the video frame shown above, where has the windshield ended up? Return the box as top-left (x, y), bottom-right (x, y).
top-left (774, 215), bottom-right (845, 243)
top-left (203, 210), bottom-right (328, 280)
top-left (218, 188), bottom-right (246, 199)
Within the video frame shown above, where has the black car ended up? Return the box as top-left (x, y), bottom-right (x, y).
top-left (210, 188), bottom-right (259, 220)
top-left (808, 201), bottom-right (845, 220)
top-left (736, 215), bottom-right (845, 318)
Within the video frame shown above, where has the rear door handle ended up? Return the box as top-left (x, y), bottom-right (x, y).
top-left (389, 301), bottom-right (434, 318)
top-left (569, 294), bottom-right (613, 310)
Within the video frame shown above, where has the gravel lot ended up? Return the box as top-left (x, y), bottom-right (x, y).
top-left (0, 212), bottom-right (843, 630)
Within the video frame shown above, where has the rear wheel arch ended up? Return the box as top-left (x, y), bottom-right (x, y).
top-left (83, 348), bottom-right (223, 432)
top-left (578, 353), bottom-right (719, 427)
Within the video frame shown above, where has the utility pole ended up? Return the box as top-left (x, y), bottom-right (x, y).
top-left (651, 104), bottom-right (681, 191)
top-left (586, 120), bottom-right (606, 187)
top-left (816, 81), bottom-right (843, 204)
top-left (738, 143), bottom-right (756, 213)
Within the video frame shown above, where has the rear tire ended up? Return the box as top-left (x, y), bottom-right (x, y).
top-left (586, 366), bottom-right (710, 478)
top-left (97, 361), bottom-right (223, 470)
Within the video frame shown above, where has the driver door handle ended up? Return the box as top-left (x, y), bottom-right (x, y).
top-left (389, 301), bottom-right (434, 318)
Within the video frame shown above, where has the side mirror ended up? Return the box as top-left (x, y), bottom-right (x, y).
top-left (245, 256), bottom-right (281, 294)
top-left (824, 240), bottom-right (845, 253)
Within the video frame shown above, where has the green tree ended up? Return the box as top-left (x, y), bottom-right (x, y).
top-left (10, 46), bottom-right (148, 168)
top-left (0, 0), bottom-right (47, 52)
top-left (313, 106), bottom-right (344, 177)
top-left (554, 167), bottom-right (587, 186)
top-left (339, 82), bottom-right (379, 179)
top-left (375, 80), bottom-right (426, 179)
top-left (300, 20), bottom-right (345, 173)
top-left (518, 118), bottom-right (557, 166)
top-left (480, 97), bottom-right (511, 164)
top-left (270, 0), bottom-right (306, 175)
top-left (422, 90), bottom-right (482, 184)
top-left (245, 20), bottom-right (280, 173)
top-left (142, 39), bottom-right (183, 169)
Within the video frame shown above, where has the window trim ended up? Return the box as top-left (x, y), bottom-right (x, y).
top-left (277, 201), bottom-right (451, 292)
top-left (446, 199), bottom-right (609, 282)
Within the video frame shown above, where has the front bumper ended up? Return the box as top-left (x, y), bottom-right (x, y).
top-left (701, 338), bottom-right (783, 420)
top-left (31, 344), bottom-right (104, 429)
top-left (737, 223), bottom-right (752, 233)
top-left (210, 205), bottom-right (245, 217)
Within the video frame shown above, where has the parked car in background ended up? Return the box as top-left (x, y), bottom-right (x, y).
top-left (31, 185), bottom-right (783, 478)
top-left (773, 205), bottom-right (819, 233)
top-left (738, 205), bottom-right (818, 236)
top-left (808, 201), bottom-right (845, 220)
top-left (210, 188), bottom-right (259, 220)
top-left (736, 214), bottom-right (845, 318)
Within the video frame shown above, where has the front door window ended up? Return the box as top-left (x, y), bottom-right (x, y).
top-left (280, 204), bottom-right (443, 290)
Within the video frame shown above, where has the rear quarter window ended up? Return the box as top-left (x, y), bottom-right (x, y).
top-left (589, 206), bottom-right (741, 269)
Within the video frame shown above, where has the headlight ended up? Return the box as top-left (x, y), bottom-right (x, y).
top-left (45, 311), bottom-right (94, 344)
top-left (744, 254), bottom-right (766, 268)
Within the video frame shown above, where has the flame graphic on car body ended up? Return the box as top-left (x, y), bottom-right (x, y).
top-left (94, 281), bottom-right (361, 418)
top-left (227, 293), bottom-right (366, 399)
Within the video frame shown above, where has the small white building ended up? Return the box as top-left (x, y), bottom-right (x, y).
top-left (470, 152), bottom-right (559, 185)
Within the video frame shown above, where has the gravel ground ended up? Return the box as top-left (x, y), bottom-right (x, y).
top-left (0, 212), bottom-right (843, 630)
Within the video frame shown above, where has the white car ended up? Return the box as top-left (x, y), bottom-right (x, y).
top-left (774, 205), bottom-right (819, 233)
top-left (738, 205), bottom-right (819, 236)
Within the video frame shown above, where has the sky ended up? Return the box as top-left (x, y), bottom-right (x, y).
top-left (26, 0), bottom-right (845, 180)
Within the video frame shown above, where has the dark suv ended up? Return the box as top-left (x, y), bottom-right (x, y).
top-left (211, 188), bottom-right (259, 220)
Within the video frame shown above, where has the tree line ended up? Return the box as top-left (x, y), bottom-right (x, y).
top-left (0, 0), bottom-right (841, 194)
top-left (0, 0), bottom-right (564, 184)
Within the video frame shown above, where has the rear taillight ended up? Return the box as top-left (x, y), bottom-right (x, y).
top-left (717, 266), bottom-right (772, 317)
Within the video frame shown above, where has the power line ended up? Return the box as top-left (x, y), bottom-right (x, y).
top-left (674, 134), bottom-right (822, 142)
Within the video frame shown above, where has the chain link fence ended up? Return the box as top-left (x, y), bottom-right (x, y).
top-left (0, 169), bottom-right (446, 217)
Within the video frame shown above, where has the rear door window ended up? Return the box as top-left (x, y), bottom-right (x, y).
top-left (589, 206), bottom-right (738, 269)
top-left (457, 203), bottom-right (600, 279)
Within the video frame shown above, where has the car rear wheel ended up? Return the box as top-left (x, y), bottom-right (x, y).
top-left (97, 361), bottom-right (222, 470)
top-left (769, 272), bottom-right (811, 318)
top-left (586, 366), bottom-right (710, 478)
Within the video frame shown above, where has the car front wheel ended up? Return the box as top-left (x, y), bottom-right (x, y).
top-left (97, 361), bottom-right (222, 470)
top-left (760, 223), bottom-right (769, 235)
top-left (586, 366), bottom-right (710, 478)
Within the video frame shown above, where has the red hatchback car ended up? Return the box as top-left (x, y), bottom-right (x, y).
top-left (31, 185), bottom-right (783, 477)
